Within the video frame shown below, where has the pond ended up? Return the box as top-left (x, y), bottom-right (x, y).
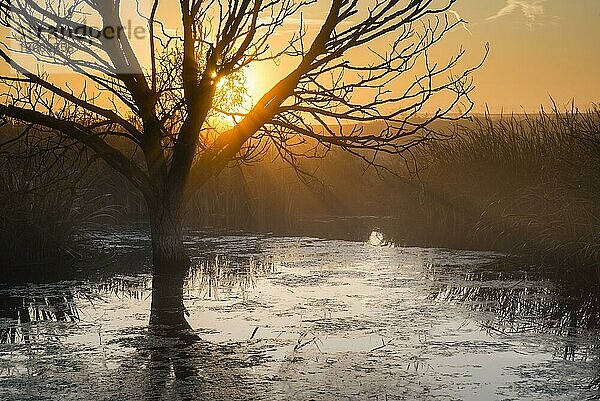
top-left (1, 229), bottom-right (599, 400)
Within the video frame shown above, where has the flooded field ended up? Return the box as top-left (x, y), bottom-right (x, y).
top-left (1, 229), bottom-right (599, 400)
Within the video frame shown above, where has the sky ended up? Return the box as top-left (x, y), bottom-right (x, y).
top-left (244, 0), bottom-right (600, 113)
top-left (2, 0), bottom-right (599, 114)
top-left (127, 0), bottom-right (600, 113)
top-left (450, 0), bottom-right (600, 112)
top-left (221, 0), bottom-right (600, 113)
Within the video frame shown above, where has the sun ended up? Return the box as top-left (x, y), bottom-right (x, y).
top-left (210, 66), bottom-right (265, 129)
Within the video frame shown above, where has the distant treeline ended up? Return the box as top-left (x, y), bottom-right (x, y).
top-left (1, 107), bottom-right (599, 274)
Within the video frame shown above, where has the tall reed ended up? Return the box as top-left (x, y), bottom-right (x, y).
top-left (0, 127), bottom-right (118, 269)
top-left (417, 106), bottom-right (600, 270)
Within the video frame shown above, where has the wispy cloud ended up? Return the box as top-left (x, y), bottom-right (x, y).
top-left (486, 0), bottom-right (547, 28)
top-left (449, 10), bottom-right (472, 35)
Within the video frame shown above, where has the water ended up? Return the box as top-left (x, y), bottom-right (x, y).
top-left (1, 229), bottom-right (599, 400)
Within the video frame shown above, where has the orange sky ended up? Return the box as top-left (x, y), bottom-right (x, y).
top-left (260, 0), bottom-right (600, 113)
top-left (450, 0), bottom-right (600, 112)
top-left (122, 0), bottom-right (600, 113)
top-left (2, 1), bottom-right (599, 113)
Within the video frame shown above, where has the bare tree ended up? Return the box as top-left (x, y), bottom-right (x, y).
top-left (0, 0), bottom-right (483, 328)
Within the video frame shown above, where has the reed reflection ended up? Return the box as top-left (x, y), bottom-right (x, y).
top-left (0, 292), bottom-right (79, 344)
top-left (431, 261), bottom-right (600, 361)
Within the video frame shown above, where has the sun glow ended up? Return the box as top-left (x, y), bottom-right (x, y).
top-left (210, 66), bottom-right (265, 129)
top-left (243, 66), bottom-right (263, 103)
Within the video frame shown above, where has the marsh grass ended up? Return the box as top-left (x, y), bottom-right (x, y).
top-left (3, 107), bottom-right (598, 276)
top-left (0, 292), bottom-right (79, 344)
top-left (190, 255), bottom-right (276, 300)
top-left (417, 106), bottom-right (600, 272)
top-left (0, 129), bottom-right (119, 270)
top-left (101, 106), bottom-right (600, 273)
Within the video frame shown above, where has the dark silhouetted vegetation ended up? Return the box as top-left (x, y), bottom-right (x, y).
top-left (0, 127), bottom-right (117, 270)
top-left (183, 106), bottom-right (600, 274)
top-left (1, 107), bottom-right (599, 278)
top-left (418, 106), bottom-right (600, 272)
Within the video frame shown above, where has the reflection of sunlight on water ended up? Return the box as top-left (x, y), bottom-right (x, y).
top-left (367, 229), bottom-right (394, 247)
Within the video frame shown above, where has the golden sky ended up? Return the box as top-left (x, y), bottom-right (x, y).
top-left (242, 0), bottom-right (600, 113)
top-left (451, 0), bottom-right (600, 112)
top-left (283, 0), bottom-right (600, 113)
top-left (2, 0), bottom-right (599, 113)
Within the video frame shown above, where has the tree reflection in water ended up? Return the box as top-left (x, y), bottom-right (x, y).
top-left (131, 332), bottom-right (268, 400)
top-left (0, 265), bottom-right (271, 399)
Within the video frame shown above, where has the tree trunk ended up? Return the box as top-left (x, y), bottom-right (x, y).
top-left (146, 196), bottom-right (192, 331)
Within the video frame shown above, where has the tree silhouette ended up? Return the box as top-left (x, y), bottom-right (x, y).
top-left (0, 0), bottom-right (483, 329)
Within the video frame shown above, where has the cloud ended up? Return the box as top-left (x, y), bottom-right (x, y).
top-left (486, 0), bottom-right (547, 27)
top-left (448, 10), bottom-right (472, 35)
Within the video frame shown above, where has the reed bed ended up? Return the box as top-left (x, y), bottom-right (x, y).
top-left (0, 129), bottom-right (118, 269)
top-left (417, 106), bottom-right (600, 272)
top-left (3, 107), bottom-right (598, 276)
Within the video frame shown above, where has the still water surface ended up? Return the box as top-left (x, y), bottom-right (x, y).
top-left (1, 229), bottom-right (599, 400)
